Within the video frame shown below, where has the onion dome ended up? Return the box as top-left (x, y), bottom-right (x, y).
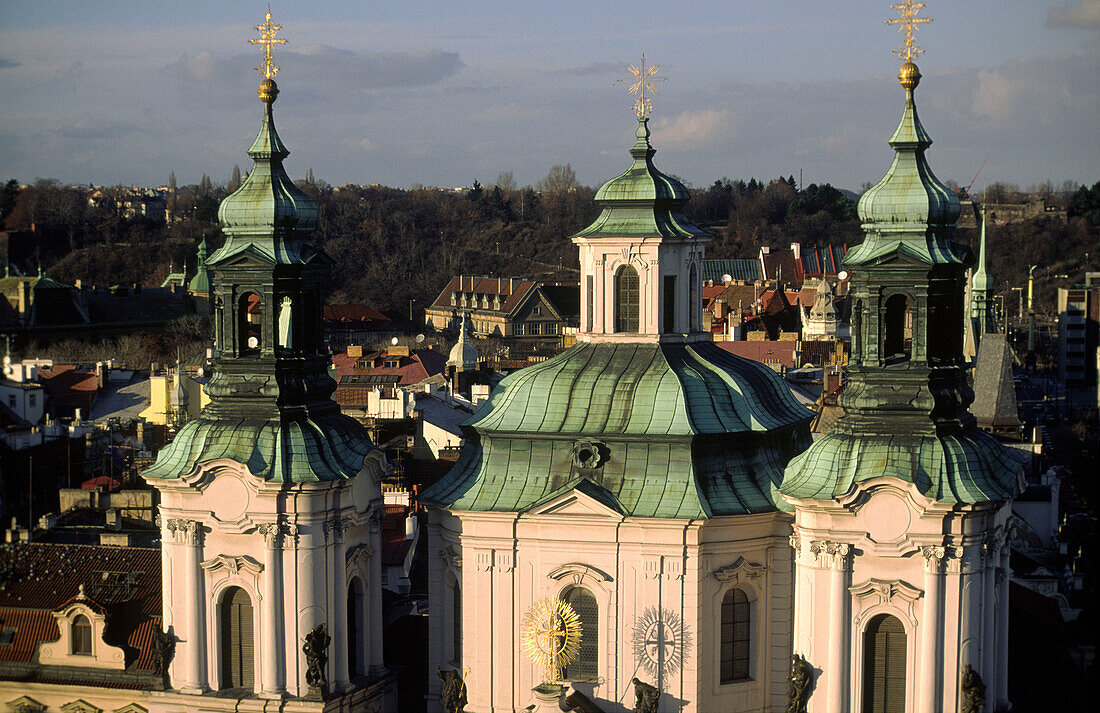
top-left (447, 313), bottom-right (479, 372)
top-left (847, 62), bottom-right (964, 267)
top-left (573, 117), bottom-right (712, 240)
top-left (213, 78), bottom-right (320, 264)
top-left (423, 341), bottom-right (813, 518)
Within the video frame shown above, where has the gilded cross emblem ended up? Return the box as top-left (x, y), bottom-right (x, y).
top-left (886, 0), bottom-right (932, 62)
top-left (250, 8), bottom-right (288, 79)
top-left (618, 54), bottom-right (667, 119)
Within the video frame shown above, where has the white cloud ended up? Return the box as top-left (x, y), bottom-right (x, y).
top-left (1047, 1), bottom-right (1100, 29)
top-left (652, 108), bottom-right (732, 150)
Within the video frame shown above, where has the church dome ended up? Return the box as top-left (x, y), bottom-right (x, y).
top-left (855, 63), bottom-right (960, 233)
top-left (423, 341), bottom-right (814, 518)
top-left (216, 79), bottom-right (319, 235)
top-left (573, 118), bottom-right (711, 240)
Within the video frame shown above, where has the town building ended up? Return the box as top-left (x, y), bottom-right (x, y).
top-left (779, 54), bottom-right (1020, 713)
top-left (424, 275), bottom-right (578, 340)
top-left (424, 112), bottom-right (814, 712)
top-left (1056, 273), bottom-right (1100, 404)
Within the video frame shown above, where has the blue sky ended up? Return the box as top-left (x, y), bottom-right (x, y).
top-left (0, 1), bottom-right (1097, 192)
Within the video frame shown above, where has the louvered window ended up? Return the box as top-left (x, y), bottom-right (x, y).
top-left (720, 588), bottom-right (751, 683)
top-left (689, 263), bottom-right (700, 331)
top-left (220, 587), bottom-right (254, 690)
top-left (615, 266), bottom-right (640, 333)
top-left (586, 276), bottom-right (594, 331)
top-left (563, 587), bottom-right (598, 680)
top-left (663, 275), bottom-right (677, 332)
top-left (862, 614), bottom-right (907, 713)
top-left (71, 615), bottom-right (92, 655)
top-left (348, 579), bottom-right (363, 676)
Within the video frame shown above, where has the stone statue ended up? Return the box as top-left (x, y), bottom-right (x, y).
top-left (303, 623), bottom-right (331, 690)
top-left (961, 663), bottom-right (986, 713)
top-left (786, 653), bottom-right (812, 713)
top-left (437, 667), bottom-right (468, 713)
top-left (630, 677), bottom-right (660, 713)
top-left (150, 627), bottom-right (176, 685)
top-left (278, 295), bottom-right (294, 349)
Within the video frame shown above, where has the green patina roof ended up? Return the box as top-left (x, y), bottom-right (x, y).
top-left (187, 237), bottom-right (211, 293)
top-left (848, 65), bottom-right (964, 268)
top-left (423, 341), bottom-right (814, 518)
top-left (573, 118), bottom-right (713, 240)
top-left (143, 411), bottom-right (372, 483)
top-left (779, 429), bottom-right (1019, 504)
top-left (212, 80), bottom-right (320, 267)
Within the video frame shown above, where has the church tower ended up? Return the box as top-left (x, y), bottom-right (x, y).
top-left (964, 209), bottom-right (997, 359)
top-left (144, 12), bottom-right (395, 710)
top-left (424, 58), bottom-right (813, 713)
top-left (780, 6), bottom-right (1020, 713)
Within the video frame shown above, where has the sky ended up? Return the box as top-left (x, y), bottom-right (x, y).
top-left (0, 1), bottom-right (1097, 193)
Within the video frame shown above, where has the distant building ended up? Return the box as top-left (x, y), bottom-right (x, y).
top-left (424, 274), bottom-right (578, 340)
top-left (324, 303), bottom-right (395, 347)
top-left (1056, 274), bottom-right (1100, 399)
top-left (332, 344), bottom-right (447, 421)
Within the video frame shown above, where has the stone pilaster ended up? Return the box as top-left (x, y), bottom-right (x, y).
top-left (257, 522), bottom-right (286, 697)
top-left (166, 518), bottom-right (206, 693)
top-left (918, 546), bottom-right (946, 713)
top-left (811, 540), bottom-right (851, 713)
top-left (325, 516), bottom-right (353, 690)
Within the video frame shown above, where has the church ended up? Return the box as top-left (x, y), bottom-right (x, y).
top-left (423, 6), bottom-right (1019, 713)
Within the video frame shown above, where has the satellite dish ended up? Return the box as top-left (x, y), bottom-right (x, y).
top-left (415, 334), bottom-right (425, 343)
top-left (721, 274), bottom-right (733, 283)
top-left (391, 337), bottom-right (399, 346)
top-left (837, 270), bottom-right (850, 281)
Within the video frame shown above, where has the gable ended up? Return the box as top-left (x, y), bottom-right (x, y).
top-left (525, 484), bottom-right (624, 519)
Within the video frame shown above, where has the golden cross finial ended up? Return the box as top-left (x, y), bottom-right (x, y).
top-left (249, 8), bottom-right (287, 79)
top-left (886, 0), bottom-right (932, 63)
top-left (618, 54), bottom-right (667, 119)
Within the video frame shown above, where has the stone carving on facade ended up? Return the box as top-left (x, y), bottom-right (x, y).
top-left (809, 540), bottom-right (851, 569)
top-left (198, 554), bottom-right (263, 576)
top-left (631, 606), bottom-right (690, 680)
top-left (921, 545), bottom-right (947, 572)
top-left (630, 677), bottom-right (660, 713)
top-left (303, 623), bottom-right (331, 691)
top-left (960, 663), bottom-right (986, 713)
top-left (982, 527), bottom-right (1004, 563)
top-left (571, 439), bottom-right (605, 470)
top-left (788, 532), bottom-right (802, 554)
top-left (786, 653), bottom-right (812, 713)
top-left (438, 545), bottom-right (463, 570)
top-left (346, 543), bottom-right (374, 571)
top-left (437, 667), bottom-right (468, 713)
top-left (59, 702), bottom-right (101, 713)
top-left (643, 555), bottom-right (683, 580)
top-left (150, 626), bottom-right (176, 687)
top-left (547, 562), bottom-right (611, 585)
top-left (849, 578), bottom-right (924, 627)
top-left (257, 522), bottom-right (282, 548)
top-left (165, 518), bottom-right (202, 546)
top-left (712, 556), bottom-right (766, 584)
top-left (6, 697), bottom-right (47, 713)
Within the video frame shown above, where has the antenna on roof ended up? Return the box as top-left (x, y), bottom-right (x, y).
top-left (391, 337), bottom-right (399, 346)
top-left (415, 334), bottom-right (425, 344)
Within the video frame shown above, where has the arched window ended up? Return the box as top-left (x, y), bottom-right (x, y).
top-left (863, 614), bottom-right (907, 713)
top-left (71, 614), bottom-right (92, 655)
top-left (451, 579), bottom-right (462, 665)
top-left (238, 292), bottom-right (262, 357)
top-left (615, 266), bottom-right (640, 333)
top-left (720, 588), bottom-right (751, 683)
top-left (348, 578), bottom-right (363, 677)
top-left (883, 294), bottom-right (912, 363)
top-left (220, 587), bottom-right (254, 690)
top-left (689, 262), bottom-right (700, 331)
top-left (563, 587), bottom-right (598, 680)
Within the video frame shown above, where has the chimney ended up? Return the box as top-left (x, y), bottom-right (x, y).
top-left (16, 280), bottom-right (28, 316)
top-left (75, 279), bottom-right (83, 289)
top-left (96, 361), bottom-right (107, 389)
top-left (347, 345), bottom-right (363, 358)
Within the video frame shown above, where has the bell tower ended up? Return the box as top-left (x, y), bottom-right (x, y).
top-left (144, 11), bottom-right (396, 710)
top-left (780, 5), bottom-right (1020, 712)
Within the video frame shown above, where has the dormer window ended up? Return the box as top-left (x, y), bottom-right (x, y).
top-left (385, 359), bottom-right (401, 368)
top-left (71, 615), bottom-right (92, 655)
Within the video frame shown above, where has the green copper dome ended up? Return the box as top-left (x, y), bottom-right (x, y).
top-left (187, 236), bottom-right (211, 293)
top-left (213, 78), bottom-right (320, 266)
top-left (423, 341), bottom-right (813, 518)
top-left (573, 118), bottom-right (712, 240)
top-left (849, 63), bottom-right (964, 267)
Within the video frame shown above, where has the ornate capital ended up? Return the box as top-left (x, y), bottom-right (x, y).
top-left (789, 532), bottom-right (802, 554)
top-left (166, 518), bottom-right (202, 546)
top-left (810, 540), bottom-right (851, 570)
top-left (323, 517), bottom-right (352, 544)
top-left (982, 528), bottom-right (1004, 563)
top-left (257, 522), bottom-right (282, 548)
top-left (921, 545), bottom-right (947, 573)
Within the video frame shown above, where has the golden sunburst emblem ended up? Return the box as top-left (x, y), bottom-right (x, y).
top-left (521, 597), bottom-right (582, 683)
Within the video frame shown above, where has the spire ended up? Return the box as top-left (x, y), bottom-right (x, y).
top-left (972, 208), bottom-right (990, 291)
top-left (448, 310), bottom-right (479, 371)
top-left (187, 235), bottom-right (211, 294)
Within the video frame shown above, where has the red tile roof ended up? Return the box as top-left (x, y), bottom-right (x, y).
top-left (333, 348), bottom-right (447, 387)
top-left (324, 304), bottom-right (390, 323)
top-left (38, 365), bottom-right (98, 418)
top-left (429, 275), bottom-right (539, 315)
top-left (715, 340), bottom-right (798, 368)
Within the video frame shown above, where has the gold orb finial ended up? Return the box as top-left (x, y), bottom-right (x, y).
top-left (898, 61), bottom-right (921, 90)
top-left (258, 77), bottom-right (279, 105)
